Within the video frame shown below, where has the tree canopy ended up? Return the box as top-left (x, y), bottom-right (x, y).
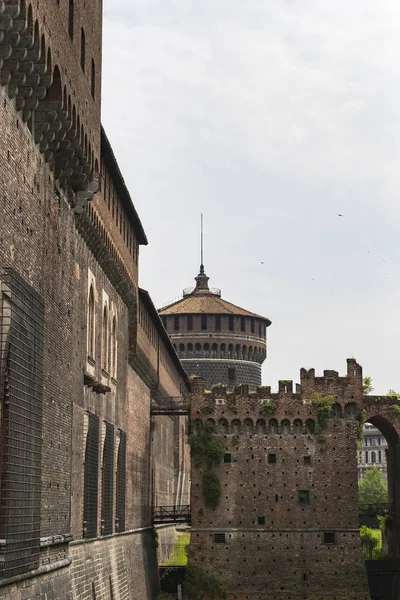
top-left (358, 467), bottom-right (388, 506)
top-left (362, 377), bottom-right (374, 395)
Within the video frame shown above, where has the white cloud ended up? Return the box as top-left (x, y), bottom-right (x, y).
top-left (102, 0), bottom-right (400, 394)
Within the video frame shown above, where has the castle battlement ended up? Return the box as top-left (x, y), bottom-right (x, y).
top-left (190, 359), bottom-right (364, 434)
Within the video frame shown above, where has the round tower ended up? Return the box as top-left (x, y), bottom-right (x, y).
top-left (158, 264), bottom-right (271, 390)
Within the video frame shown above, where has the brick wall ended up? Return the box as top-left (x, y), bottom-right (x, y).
top-left (188, 359), bottom-right (371, 599)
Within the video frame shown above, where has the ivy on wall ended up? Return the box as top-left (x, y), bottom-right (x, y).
top-left (188, 422), bottom-right (224, 509)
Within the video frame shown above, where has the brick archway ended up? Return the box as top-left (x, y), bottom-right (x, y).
top-left (364, 401), bottom-right (400, 562)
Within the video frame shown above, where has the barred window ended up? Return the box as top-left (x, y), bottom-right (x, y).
top-left (116, 430), bottom-right (126, 532)
top-left (83, 412), bottom-right (100, 538)
top-left (101, 423), bottom-right (114, 536)
top-left (0, 269), bottom-right (44, 578)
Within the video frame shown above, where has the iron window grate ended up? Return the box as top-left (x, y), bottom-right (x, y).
top-left (84, 412), bottom-right (99, 538)
top-left (101, 422), bottom-right (114, 536)
top-left (0, 268), bottom-right (44, 578)
top-left (116, 429), bottom-right (126, 532)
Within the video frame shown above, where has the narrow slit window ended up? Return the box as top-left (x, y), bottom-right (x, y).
top-left (80, 28), bottom-right (86, 72)
top-left (68, 0), bottom-right (74, 40)
top-left (91, 59), bottom-right (95, 98)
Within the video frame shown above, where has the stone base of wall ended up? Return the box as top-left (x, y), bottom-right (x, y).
top-left (0, 529), bottom-right (160, 600)
top-left (182, 359), bottom-right (261, 391)
top-left (189, 529), bottom-right (371, 599)
top-left (156, 524), bottom-right (179, 566)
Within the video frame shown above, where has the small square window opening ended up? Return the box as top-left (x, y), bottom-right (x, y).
top-left (297, 490), bottom-right (311, 506)
top-left (268, 453), bottom-right (277, 464)
top-left (323, 532), bottom-right (336, 545)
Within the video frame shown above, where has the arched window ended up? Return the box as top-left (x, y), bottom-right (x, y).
top-left (371, 451), bottom-right (376, 464)
top-left (88, 284), bottom-right (95, 358)
top-left (305, 419), bottom-right (315, 434)
top-left (110, 315), bottom-right (117, 378)
top-left (244, 418), bottom-right (253, 435)
top-left (269, 419), bottom-right (279, 434)
top-left (91, 59), bottom-right (96, 98)
top-left (68, 0), bottom-right (74, 40)
top-left (293, 419), bottom-right (303, 434)
top-left (102, 304), bottom-right (109, 371)
top-left (218, 419), bottom-right (229, 435)
top-left (80, 28), bottom-right (86, 72)
top-left (281, 419), bottom-right (290, 434)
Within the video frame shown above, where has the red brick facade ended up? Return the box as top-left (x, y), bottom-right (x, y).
top-left (0, 1), bottom-right (190, 598)
top-left (187, 359), bottom-right (399, 599)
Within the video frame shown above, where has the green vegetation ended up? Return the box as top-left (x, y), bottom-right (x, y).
top-left (260, 400), bottom-right (276, 417)
top-left (200, 404), bottom-right (214, 415)
top-left (211, 384), bottom-right (227, 395)
top-left (360, 526), bottom-right (383, 559)
top-left (358, 467), bottom-right (388, 506)
top-left (188, 421), bottom-right (224, 509)
top-left (356, 409), bottom-right (367, 447)
top-left (161, 533), bottom-right (190, 567)
top-left (257, 386), bottom-right (271, 395)
top-left (311, 392), bottom-right (335, 432)
top-left (363, 377), bottom-right (374, 395)
top-left (151, 527), bottom-right (159, 550)
top-left (202, 470), bottom-right (221, 509)
top-left (185, 565), bottom-right (227, 600)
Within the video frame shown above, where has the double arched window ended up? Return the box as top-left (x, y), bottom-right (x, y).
top-left (88, 284), bottom-right (95, 358)
top-left (102, 304), bottom-right (109, 371)
top-left (110, 315), bottom-right (117, 379)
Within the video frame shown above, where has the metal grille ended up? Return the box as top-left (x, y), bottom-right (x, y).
top-left (115, 429), bottom-right (126, 532)
top-left (83, 412), bottom-right (99, 538)
top-left (0, 268), bottom-right (44, 578)
top-left (101, 422), bottom-right (114, 536)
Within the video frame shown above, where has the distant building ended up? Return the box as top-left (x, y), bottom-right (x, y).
top-left (159, 264), bottom-right (271, 390)
top-left (358, 423), bottom-right (388, 480)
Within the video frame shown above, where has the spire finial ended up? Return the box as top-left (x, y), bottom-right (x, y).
top-left (200, 213), bottom-right (204, 274)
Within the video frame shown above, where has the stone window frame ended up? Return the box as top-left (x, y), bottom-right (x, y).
top-left (110, 305), bottom-right (118, 383)
top-left (101, 291), bottom-right (110, 376)
top-left (87, 271), bottom-right (96, 365)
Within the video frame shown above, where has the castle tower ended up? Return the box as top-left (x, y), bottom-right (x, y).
top-left (159, 264), bottom-right (271, 390)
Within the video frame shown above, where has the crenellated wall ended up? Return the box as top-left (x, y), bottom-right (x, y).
top-left (188, 359), bottom-right (373, 599)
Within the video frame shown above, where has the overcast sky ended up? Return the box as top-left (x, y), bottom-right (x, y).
top-left (102, 0), bottom-right (400, 394)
